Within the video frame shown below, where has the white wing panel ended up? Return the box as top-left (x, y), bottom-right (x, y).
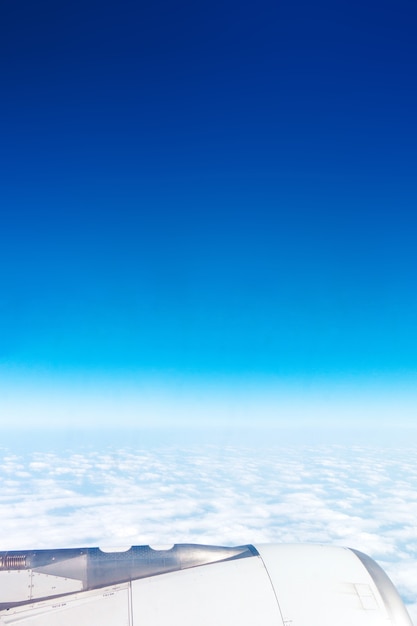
top-left (0, 571), bottom-right (82, 604)
top-left (31, 571), bottom-right (83, 597)
top-left (0, 571), bottom-right (32, 603)
top-left (0, 584), bottom-right (131, 626)
top-left (131, 554), bottom-right (282, 626)
top-left (257, 544), bottom-right (391, 626)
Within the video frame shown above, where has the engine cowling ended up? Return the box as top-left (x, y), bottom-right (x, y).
top-left (0, 543), bottom-right (412, 626)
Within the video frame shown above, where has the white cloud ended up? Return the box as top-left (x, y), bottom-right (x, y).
top-left (0, 442), bottom-right (415, 623)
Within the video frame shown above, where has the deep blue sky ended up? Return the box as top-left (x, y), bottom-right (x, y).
top-left (1, 0), bottom-right (416, 428)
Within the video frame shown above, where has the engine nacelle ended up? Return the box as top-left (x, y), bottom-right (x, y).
top-left (0, 543), bottom-right (412, 626)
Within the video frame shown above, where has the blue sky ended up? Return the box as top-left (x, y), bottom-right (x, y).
top-left (1, 0), bottom-right (416, 433)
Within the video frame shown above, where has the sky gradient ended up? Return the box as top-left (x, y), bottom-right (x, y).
top-left (1, 0), bottom-right (417, 432)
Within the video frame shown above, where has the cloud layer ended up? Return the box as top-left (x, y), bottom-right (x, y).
top-left (0, 442), bottom-right (415, 622)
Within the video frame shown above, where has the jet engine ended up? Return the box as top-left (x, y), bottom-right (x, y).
top-left (0, 543), bottom-right (412, 626)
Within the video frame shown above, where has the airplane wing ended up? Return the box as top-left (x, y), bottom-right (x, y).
top-left (0, 543), bottom-right (412, 626)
